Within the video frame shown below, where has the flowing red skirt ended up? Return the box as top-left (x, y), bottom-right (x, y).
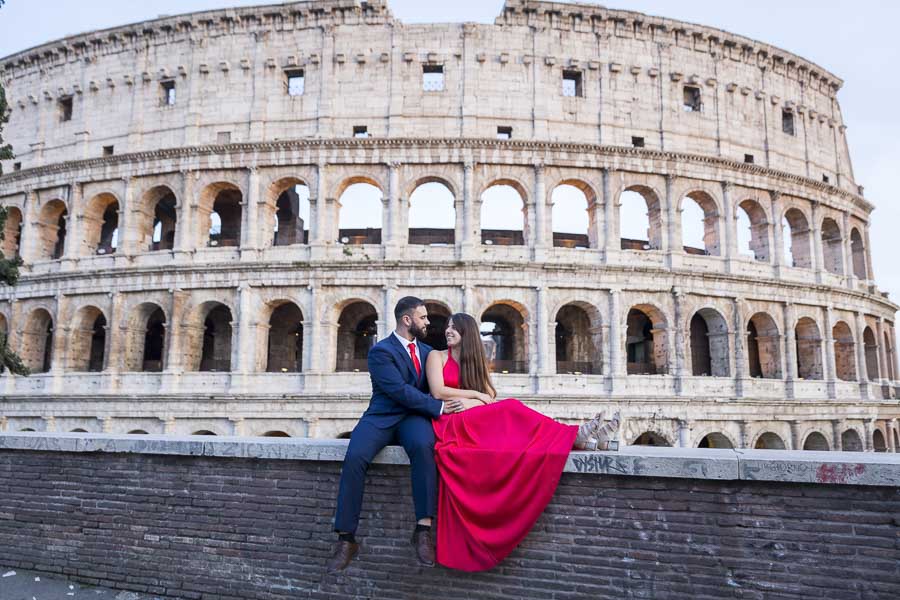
top-left (432, 399), bottom-right (578, 571)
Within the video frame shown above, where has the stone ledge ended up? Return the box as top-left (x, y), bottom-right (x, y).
top-left (1, 432), bottom-right (898, 486)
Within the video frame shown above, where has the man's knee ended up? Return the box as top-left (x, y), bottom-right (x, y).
top-left (405, 437), bottom-right (435, 461)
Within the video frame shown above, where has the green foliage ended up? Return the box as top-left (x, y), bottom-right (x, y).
top-left (0, 73), bottom-right (11, 169)
top-left (0, 332), bottom-right (29, 376)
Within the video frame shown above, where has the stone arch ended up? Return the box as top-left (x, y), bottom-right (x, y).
top-left (69, 305), bottom-right (107, 372)
top-left (480, 302), bottom-right (528, 373)
top-left (832, 320), bottom-right (856, 381)
top-left (803, 431), bottom-right (830, 451)
top-left (680, 191), bottom-right (721, 256)
top-left (688, 307), bottom-right (730, 377)
top-left (697, 432), bottom-right (735, 449)
top-left (754, 432), bottom-right (786, 449)
top-left (21, 308), bottom-right (54, 373)
top-left (841, 428), bottom-right (864, 452)
top-left (850, 228), bottom-right (867, 279)
top-left (0, 312), bottom-right (8, 337)
top-left (124, 302), bottom-right (166, 372)
top-left (481, 180), bottom-right (526, 246)
top-left (138, 185), bottom-right (178, 252)
top-left (83, 192), bottom-right (120, 255)
top-left (554, 301), bottom-right (602, 375)
top-left (199, 182), bottom-right (243, 248)
top-left (863, 327), bottom-right (879, 381)
top-left (336, 300), bottom-right (379, 372)
top-left (736, 199), bottom-right (770, 262)
top-left (128, 430), bottom-right (149, 435)
top-left (337, 177), bottom-right (383, 245)
top-left (782, 207), bottom-right (812, 268)
top-left (619, 185), bottom-right (662, 251)
top-left (626, 304), bottom-right (668, 375)
top-left (183, 301), bottom-right (234, 372)
top-left (821, 217), bottom-right (844, 275)
top-left (873, 429), bottom-right (887, 452)
top-left (795, 317), bottom-right (824, 380)
top-left (632, 431), bottom-right (673, 447)
top-left (551, 181), bottom-right (594, 249)
top-left (266, 300), bottom-right (304, 373)
top-left (36, 199), bottom-right (68, 260)
top-left (423, 300), bottom-right (453, 351)
top-left (192, 430), bottom-right (218, 436)
top-left (746, 312), bottom-right (782, 379)
top-left (1, 206), bottom-right (23, 258)
top-left (263, 431), bottom-right (291, 437)
top-left (408, 179), bottom-right (456, 246)
top-left (268, 177), bottom-right (311, 247)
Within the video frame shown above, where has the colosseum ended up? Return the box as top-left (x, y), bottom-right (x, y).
top-left (0, 0), bottom-right (898, 452)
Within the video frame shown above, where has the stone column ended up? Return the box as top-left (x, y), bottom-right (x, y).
top-left (863, 225), bottom-right (875, 283)
top-left (607, 289), bottom-right (625, 393)
top-left (732, 298), bottom-right (745, 398)
top-left (49, 293), bottom-right (68, 374)
top-left (864, 419), bottom-right (875, 452)
top-left (889, 419), bottom-right (898, 453)
top-left (241, 167), bottom-right (260, 251)
top-left (385, 162), bottom-right (401, 252)
top-left (721, 182), bottom-right (736, 272)
top-left (739, 420), bottom-right (751, 449)
top-left (789, 420), bottom-right (801, 451)
top-left (536, 286), bottom-right (551, 377)
top-left (532, 163), bottom-right (549, 256)
top-left (664, 174), bottom-right (678, 266)
top-left (117, 176), bottom-right (135, 256)
top-left (105, 291), bottom-right (125, 372)
top-left (842, 212), bottom-right (853, 286)
top-left (19, 191), bottom-right (36, 264)
top-left (174, 172), bottom-right (195, 253)
top-left (824, 305), bottom-right (837, 398)
top-left (831, 419), bottom-right (843, 451)
top-left (782, 302), bottom-right (797, 399)
top-left (310, 163), bottom-right (327, 245)
top-left (164, 289), bottom-right (188, 373)
top-left (235, 284), bottom-right (256, 373)
top-left (876, 317), bottom-right (890, 384)
top-left (62, 183), bottom-right (82, 261)
top-left (381, 285), bottom-right (398, 339)
top-left (672, 288), bottom-right (685, 395)
top-left (770, 191), bottom-right (784, 275)
top-left (677, 419), bottom-right (690, 448)
top-left (602, 169), bottom-right (616, 260)
top-left (461, 161), bottom-right (476, 258)
top-left (811, 201), bottom-right (824, 283)
top-left (305, 283), bottom-right (321, 373)
top-left (461, 285), bottom-right (474, 316)
top-left (855, 311), bottom-right (869, 397)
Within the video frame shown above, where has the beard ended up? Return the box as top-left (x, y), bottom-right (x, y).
top-left (409, 321), bottom-right (428, 342)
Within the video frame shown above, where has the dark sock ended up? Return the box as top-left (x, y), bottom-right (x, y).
top-left (414, 524), bottom-right (431, 533)
top-left (338, 532), bottom-right (356, 544)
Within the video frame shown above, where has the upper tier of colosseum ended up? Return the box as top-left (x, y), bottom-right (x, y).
top-left (0, 0), bottom-right (856, 196)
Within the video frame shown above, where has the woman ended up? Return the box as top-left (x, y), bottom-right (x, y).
top-left (425, 312), bottom-right (618, 572)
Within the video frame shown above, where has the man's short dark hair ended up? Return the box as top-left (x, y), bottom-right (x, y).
top-left (395, 296), bottom-right (426, 321)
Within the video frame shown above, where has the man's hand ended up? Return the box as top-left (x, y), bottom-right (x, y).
top-left (443, 399), bottom-right (464, 413)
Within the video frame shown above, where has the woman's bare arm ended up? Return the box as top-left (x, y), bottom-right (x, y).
top-left (425, 351), bottom-right (491, 403)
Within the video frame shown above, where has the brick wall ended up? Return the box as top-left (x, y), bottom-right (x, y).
top-left (0, 437), bottom-right (898, 599)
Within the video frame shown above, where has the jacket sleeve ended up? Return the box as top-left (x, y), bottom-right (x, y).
top-left (368, 345), bottom-right (443, 419)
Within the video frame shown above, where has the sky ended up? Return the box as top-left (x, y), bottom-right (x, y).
top-left (1, 0), bottom-right (898, 305)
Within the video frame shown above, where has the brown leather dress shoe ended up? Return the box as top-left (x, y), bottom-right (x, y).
top-left (411, 528), bottom-right (436, 567)
top-left (326, 540), bottom-right (359, 574)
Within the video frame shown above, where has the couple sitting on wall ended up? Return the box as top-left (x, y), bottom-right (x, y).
top-left (328, 296), bottom-right (620, 573)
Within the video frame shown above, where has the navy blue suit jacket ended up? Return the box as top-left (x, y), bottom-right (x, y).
top-left (361, 335), bottom-right (443, 428)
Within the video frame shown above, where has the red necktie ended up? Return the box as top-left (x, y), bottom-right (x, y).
top-left (408, 343), bottom-right (421, 377)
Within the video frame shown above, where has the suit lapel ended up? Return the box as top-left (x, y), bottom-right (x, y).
top-left (388, 334), bottom-right (417, 382)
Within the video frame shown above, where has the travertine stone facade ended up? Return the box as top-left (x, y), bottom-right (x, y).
top-left (0, 0), bottom-right (897, 450)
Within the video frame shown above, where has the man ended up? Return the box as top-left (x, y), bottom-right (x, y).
top-left (327, 296), bottom-right (461, 573)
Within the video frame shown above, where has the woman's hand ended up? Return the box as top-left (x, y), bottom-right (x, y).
top-left (477, 392), bottom-right (494, 405)
top-left (460, 398), bottom-right (483, 410)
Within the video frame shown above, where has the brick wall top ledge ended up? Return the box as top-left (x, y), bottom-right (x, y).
top-left (1, 432), bottom-right (899, 487)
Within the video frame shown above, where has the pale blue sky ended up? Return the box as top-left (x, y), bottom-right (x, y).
top-left (2, 1), bottom-right (898, 304)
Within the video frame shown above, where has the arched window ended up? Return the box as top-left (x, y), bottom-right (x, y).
top-left (21, 308), bottom-right (54, 373)
top-left (782, 208), bottom-right (812, 268)
top-left (795, 317), bottom-right (823, 380)
top-left (850, 228), bottom-right (867, 279)
top-left (1, 206), bottom-right (23, 259)
top-left (338, 182), bottom-right (382, 245)
top-left (82, 193), bottom-right (119, 255)
top-left (149, 190), bottom-right (177, 251)
top-left (626, 305), bottom-right (667, 375)
top-left (551, 184), bottom-right (590, 249)
top-left (37, 200), bottom-right (68, 260)
top-left (873, 429), bottom-right (887, 452)
top-left (619, 187), bottom-right (661, 251)
top-left (802, 432), bottom-right (830, 451)
top-left (698, 433), bottom-right (733, 449)
top-left (199, 304), bottom-right (233, 372)
top-left (689, 308), bottom-right (730, 377)
top-left (409, 181), bottom-right (455, 245)
top-left (193, 430), bottom-right (217, 436)
top-left (423, 302), bottom-right (451, 351)
top-left (263, 431), bottom-right (291, 437)
top-left (884, 330), bottom-right (896, 381)
top-left (821, 218), bottom-right (844, 275)
top-left (481, 303), bottom-right (527, 373)
top-left (754, 432), bottom-right (786, 450)
top-left (841, 429), bottom-right (863, 452)
top-left (336, 301), bottom-right (378, 372)
top-left (273, 184), bottom-right (310, 246)
top-left (681, 192), bottom-right (720, 256)
top-left (128, 430), bottom-right (149, 435)
top-left (863, 327), bottom-right (879, 381)
top-left (69, 306), bottom-right (107, 372)
top-left (481, 183), bottom-right (525, 246)
top-left (736, 200), bottom-right (769, 262)
top-left (633, 431), bottom-right (672, 447)
top-left (124, 303), bottom-right (166, 372)
top-left (207, 188), bottom-right (243, 247)
top-left (832, 321), bottom-right (856, 381)
top-left (267, 302), bottom-right (304, 372)
top-left (746, 313), bottom-right (782, 379)
top-left (555, 303), bottom-right (602, 375)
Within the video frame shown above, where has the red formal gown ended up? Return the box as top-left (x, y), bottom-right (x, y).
top-left (432, 354), bottom-right (578, 572)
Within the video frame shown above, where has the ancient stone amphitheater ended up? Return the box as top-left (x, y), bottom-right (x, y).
top-left (0, 0), bottom-right (897, 451)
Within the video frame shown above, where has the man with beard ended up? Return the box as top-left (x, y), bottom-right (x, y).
top-left (328, 296), bottom-right (462, 573)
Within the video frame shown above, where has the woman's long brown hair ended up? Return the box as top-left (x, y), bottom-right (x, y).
top-left (449, 313), bottom-right (496, 399)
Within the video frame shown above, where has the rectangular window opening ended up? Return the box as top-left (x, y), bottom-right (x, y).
top-left (744, 154), bottom-right (754, 164)
top-left (286, 69), bottom-right (305, 96)
top-left (497, 126), bottom-right (512, 140)
top-left (353, 125), bottom-right (369, 138)
top-left (216, 131), bottom-right (231, 144)
top-left (13, 162), bottom-right (21, 171)
top-left (682, 86), bottom-right (701, 112)
top-left (59, 96), bottom-right (73, 122)
top-left (631, 136), bottom-right (645, 148)
top-left (102, 145), bottom-right (115, 157)
top-left (782, 109), bottom-right (795, 135)
top-left (160, 80), bottom-right (176, 106)
top-left (562, 69), bottom-right (583, 97)
top-left (822, 174), bottom-right (830, 184)
top-left (422, 64), bottom-right (444, 92)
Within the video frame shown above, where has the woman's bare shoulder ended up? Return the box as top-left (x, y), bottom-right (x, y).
top-left (427, 349), bottom-right (449, 365)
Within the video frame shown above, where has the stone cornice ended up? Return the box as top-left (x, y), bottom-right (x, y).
top-left (0, 138), bottom-right (874, 214)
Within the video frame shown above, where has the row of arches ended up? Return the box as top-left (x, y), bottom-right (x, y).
top-left (2, 175), bottom-right (870, 282)
top-left (637, 428), bottom-right (867, 451)
top-left (4, 297), bottom-right (895, 384)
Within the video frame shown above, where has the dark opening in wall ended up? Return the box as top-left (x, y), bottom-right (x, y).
top-left (59, 96), bottom-right (73, 122)
top-left (782, 110), bottom-right (795, 135)
top-left (353, 125), bottom-right (369, 138)
top-left (160, 80), bottom-right (176, 106)
top-left (497, 126), bottom-right (512, 140)
top-left (562, 69), bottom-right (583, 97)
top-left (682, 86), bottom-right (701, 112)
top-left (632, 136), bottom-right (645, 148)
top-left (744, 154), bottom-right (754, 164)
top-left (103, 146), bottom-right (114, 157)
top-left (285, 69), bottom-right (305, 96)
top-left (423, 64), bottom-right (444, 92)
top-left (13, 162), bottom-right (21, 171)
top-left (822, 174), bottom-right (830, 184)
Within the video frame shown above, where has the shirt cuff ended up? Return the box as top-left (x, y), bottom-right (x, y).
top-left (438, 401), bottom-right (444, 416)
